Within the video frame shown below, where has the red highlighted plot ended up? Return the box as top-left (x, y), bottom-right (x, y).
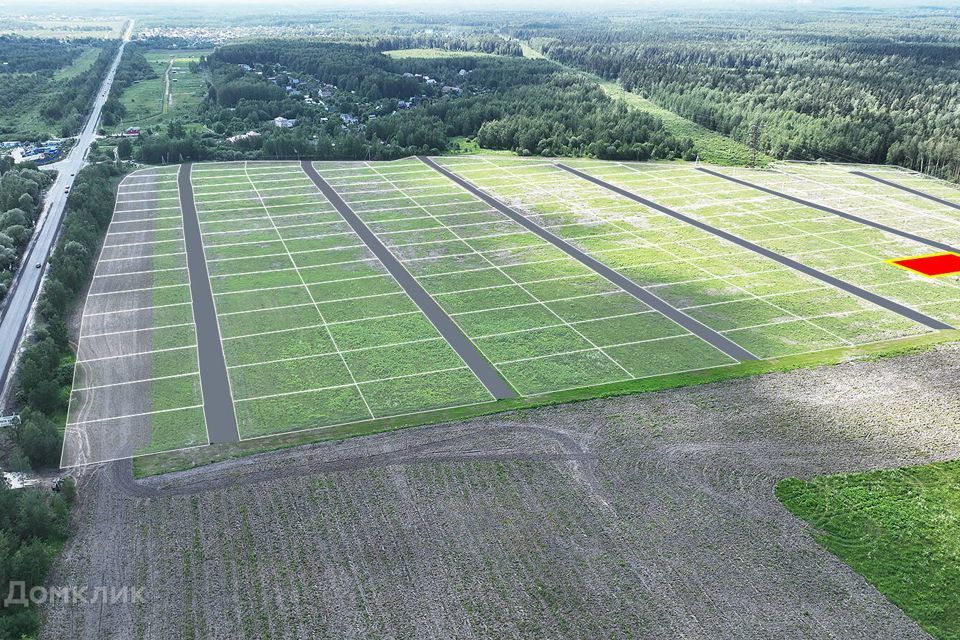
top-left (888, 252), bottom-right (960, 277)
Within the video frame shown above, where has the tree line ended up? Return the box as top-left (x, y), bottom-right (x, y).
top-left (0, 158), bottom-right (52, 302)
top-left (10, 164), bottom-right (123, 474)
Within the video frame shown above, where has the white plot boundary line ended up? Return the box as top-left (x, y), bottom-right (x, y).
top-left (364, 162), bottom-right (635, 383)
top-left (302, 162), bottom-right (506, 401)
top-left (243, 161), bottom-right (376, 419)
top-left (61, 169), bottom-right (207, 468)
top-left (70, 159), bottom-right (952, 466)
top-left (620, 163), bottom-right (960, 306)
top-left (470, 158), bottom-right (858, 348)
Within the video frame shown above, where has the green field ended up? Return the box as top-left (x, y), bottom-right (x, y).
top-left (52, 46), bottom-right (103, 81)
top-left (191, 162), bottom-right (495, 439)
top-left (65, 157), bottom-right (960, 464)
top-left (118, 50), bottom-right (209, 132)
top-left (599, 82), bottom-right (767, 166)
top-left (778, 461), bottom-right (960, 640)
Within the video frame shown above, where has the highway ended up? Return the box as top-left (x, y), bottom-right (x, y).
top-left (0, 20), bottom-right (133, 402)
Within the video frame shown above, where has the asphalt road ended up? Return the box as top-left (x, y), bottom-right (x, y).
top-left (0, 21), bottom-right (133, 400)
top-left (697, 167), bottom-right (960, 254)
top-left (178, 164), bottom-right (240, 443)
top-left (850, 170), bottom-right (960, 212)
top-left (301, 160), bottom-right (517, 400)
top-left (557, 163), bottom-right (953, 332)
top-left (420, 156), bottom-right (759, 363)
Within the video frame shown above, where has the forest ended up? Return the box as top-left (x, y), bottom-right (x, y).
top-left (518, 10), bottom-right (960, 181)
top-left (0, 473), bottom-right (74, 639)
top-left (132, 40), bottom-right (693, 163)
top-left (0, 37), bottom-right (119, 140)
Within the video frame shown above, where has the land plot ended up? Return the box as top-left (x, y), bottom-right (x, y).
top-left (437, 157), bottom-right (934, 357)
top-left (189, 162), bottom-right (493, 439)
top-left (62, 166), bottom-right (208, 467)
top-left (315, 159), bottom-right (740, 395)
top-left (561, 159), bottom-right (959, 331)
top-left (758, 162), bottom-right (960, 246)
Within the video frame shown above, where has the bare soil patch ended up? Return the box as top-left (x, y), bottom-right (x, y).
top-left (42, 344), bottom-right (960, 639)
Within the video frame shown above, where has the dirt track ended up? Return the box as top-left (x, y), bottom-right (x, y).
top-left (42, 344), bottom-right (960, 639)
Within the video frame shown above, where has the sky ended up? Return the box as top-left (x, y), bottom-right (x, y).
top-left (4, 0), bottom-right (959, 11)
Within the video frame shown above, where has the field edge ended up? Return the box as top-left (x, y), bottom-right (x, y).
top-left (131, 329), bottom-right (960, 478)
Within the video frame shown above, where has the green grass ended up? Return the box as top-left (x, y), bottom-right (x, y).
top-left (53, 47), bottom-right (102, 81)
top-left (88, 158), bottom-right (960, 465)
top-left (133, 328), bottom-right (960, 478)
top-left (778, 462), bottom-right (960, 640)
top-left (118, 50), bottom-right (210, 132)
top-left (120, 194), bottom-right (206, 457)
top-left (520, 43), bottom-right (546, 60)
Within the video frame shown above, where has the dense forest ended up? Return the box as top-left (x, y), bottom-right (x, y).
top-left (134, 40), bottom-right (692, 163)
top-left (518, 10), bottom-right (960, 180)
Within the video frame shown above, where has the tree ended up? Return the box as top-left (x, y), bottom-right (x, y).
top-left (18, 413), bottom-right (61, 468)
top-left (17, 193), bottom-right (33, 218)
top-left (167, 120), bottom-right (186, 138)
top-left (8, 447), bottom-right (31, 473)
top-left (117, 137), bottom-right (133, 160)
top-left (14, 489), bottom-right (66, 541)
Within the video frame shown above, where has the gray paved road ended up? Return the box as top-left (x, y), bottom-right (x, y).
top-left (850, 170), bottom-right (960, 213)
top-left (178, 164), bottom-right (240, 443)
top-left (697, 167), bottom-right (960, 254)
top-left (0, 21), bottom-right (133, 399)
top-left (557, 163), bottom-right (953, 331)
top-left (300, 160), bottom-right (516, 401)
top-left (420, 156), bottom-right (758, 363)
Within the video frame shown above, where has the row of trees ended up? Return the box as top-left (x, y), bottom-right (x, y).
top-left (0, 159), bottom-right (52, 301)
top-left (11, 164), bottom-right (122, 472)
top-left (520, 11), bottom-right (960, 180)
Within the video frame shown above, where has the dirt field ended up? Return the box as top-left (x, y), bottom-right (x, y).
top-left (41, 344), bottom-right (960, 639)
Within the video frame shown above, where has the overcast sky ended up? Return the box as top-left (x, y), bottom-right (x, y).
top-left (4, 0), bottom-right (959, 11)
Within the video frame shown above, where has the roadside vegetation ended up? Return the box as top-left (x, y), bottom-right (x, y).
top-left (9, 163), bottom-right (123, 472)
top-left (778, 462), bottom-right (960, 640)
top-left (0, 158), bottom-right (52, 302)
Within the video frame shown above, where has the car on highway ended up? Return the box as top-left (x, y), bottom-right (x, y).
top-left (34, 263), bottom-right (41, 269)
